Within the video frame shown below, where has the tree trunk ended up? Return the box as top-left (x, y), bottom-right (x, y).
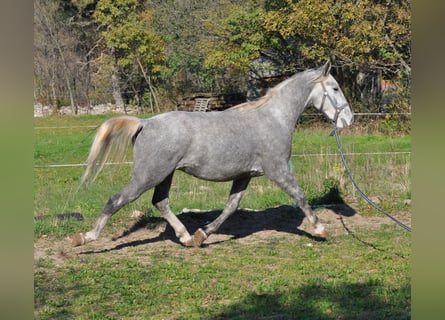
top-left (136, 56), bottom-right (158, 113)
top-left (38, 0), bottom-right (76, 113)
top-left (111, 68), bottom-right (124, 108)
top-left (110, 47), bottom-right (124, 109)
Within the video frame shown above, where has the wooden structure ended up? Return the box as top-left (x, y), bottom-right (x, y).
top-left (177, 93), bottom-right (245, 112)
top-left (193, 98), bottom-right (210, 112)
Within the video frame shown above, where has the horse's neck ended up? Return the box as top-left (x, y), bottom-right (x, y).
top-left (264, 83), bottom-right (311, 130)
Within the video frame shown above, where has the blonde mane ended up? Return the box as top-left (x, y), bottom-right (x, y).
top-left (227, 75), bottom-right (296, 112)
top-left (227, 94), bottom-right (271, 112)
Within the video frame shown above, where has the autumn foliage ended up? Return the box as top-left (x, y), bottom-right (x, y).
top-left (34, 0), bottom-right (410, 114)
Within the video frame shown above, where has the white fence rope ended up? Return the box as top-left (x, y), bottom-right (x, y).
top-left (299, 112), bottom-right (411, 117)
top-left (34, 152), bottom-right (411, 169)
top-left (34, 112), bottom-right (411, 130)
top-left (34, 112), bottom-right (411, 168)
top-left (291, 151), bottom-right (410, 157)
top-left (34, 162), bottom-right (133, 169)
top-left (34, 125), bottom-right (98, 129)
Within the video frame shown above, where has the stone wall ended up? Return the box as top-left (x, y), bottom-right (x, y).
top-left (34, 103), bottom-right (140, 117)
top-left (34, 92), bottom-right (246, 117)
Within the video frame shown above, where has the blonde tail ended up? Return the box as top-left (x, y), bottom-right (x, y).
top-left (81, 116), bottom-right (143, 186)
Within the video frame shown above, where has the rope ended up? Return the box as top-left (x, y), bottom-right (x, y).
top-left (332, 126), bottom-right (411, 232)
top-left (34, 126), bottom-right (98, 170)
top-left (34, 161), bottom-right (133, 168)
top-left (33, 112), bottom-right (412, 130)
top-left (35, 152), bottom-right (410, 169)
top-left (291, 151), bottom-right (410, 157)
top-left (34, 125), bottom-right (98, 129)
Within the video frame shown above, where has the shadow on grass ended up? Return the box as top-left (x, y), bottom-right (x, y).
top-left (80, 187), bottom-right (356, 254)
top-left (211, 282), bottom-right (410, 320)
top-left (35, 266), bottom-right (410, 320)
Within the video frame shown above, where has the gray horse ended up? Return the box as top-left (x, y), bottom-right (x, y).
top-left (72, 61), bottom-right (353, 247)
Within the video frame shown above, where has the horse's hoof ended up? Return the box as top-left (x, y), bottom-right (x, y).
top-left (71, 233), bottom-right (86, 247)
top-left (193, 228), bottom-right (208, 247)
top-left (316, 229), bottom-right (329, 239)
top-left (314, 223), bottom-right (328, 239)
top-left (183, 238), bottom-right (194, 247)
top-left (183, 229), bottom-right (207, 247)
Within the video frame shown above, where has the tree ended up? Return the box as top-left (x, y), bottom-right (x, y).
top-left (34, 0), bottom-right (78, 113)
top-left (200, 0), bottom-right (411, 111)
top-left (200, 2), bottom-right (265, 71)
top-left (93, 0), bottom-right (166, 111)
top-left (264, 0), bottom-right (410, 71)
top-left (35, 0), bottom-right (109, 111)
top-left (34, 0), bottom-right (410, 115)
top-left (265, 0), bottom-right (411, 110)
top-left (148, 0), bottom-right (237, 94)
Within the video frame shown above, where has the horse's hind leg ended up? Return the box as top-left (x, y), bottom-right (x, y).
top-left (72, 181), bottom-right (149, 247)
top-left (152, 173), bottom-right (192, 246)
top-left (188, 177), bottom-right (251, 247)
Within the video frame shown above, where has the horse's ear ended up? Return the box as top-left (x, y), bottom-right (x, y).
top-left (322, 60), bottom-right (331, 77)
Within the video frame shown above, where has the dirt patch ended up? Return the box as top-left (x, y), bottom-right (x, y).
top-left (34, 204), bottom-right (411, 267)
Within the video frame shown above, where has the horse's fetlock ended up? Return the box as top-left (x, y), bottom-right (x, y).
top-left (182, 235), bottom-right (194, 247)
top-left (85, 231), bottom-right (98, 241)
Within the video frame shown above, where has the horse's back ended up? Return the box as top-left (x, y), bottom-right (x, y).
top-left (135, 110), bottom-right (262, 181)
top-left (140, 110), bottom-right (256, 145)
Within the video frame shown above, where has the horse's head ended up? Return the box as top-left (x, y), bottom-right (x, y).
top-left (309, 61), bottom-right (354, 128)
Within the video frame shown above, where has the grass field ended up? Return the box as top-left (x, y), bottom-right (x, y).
top-left (34, 114), bottom-right (411, 319)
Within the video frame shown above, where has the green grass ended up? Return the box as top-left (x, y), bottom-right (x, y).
top-left (34, 114), bottom-right (411, 319)
top-left (35, 226), bottom-right (410, 319)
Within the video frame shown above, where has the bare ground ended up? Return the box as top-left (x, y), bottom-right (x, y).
top-left (34, 204), bottom-right (411, 267)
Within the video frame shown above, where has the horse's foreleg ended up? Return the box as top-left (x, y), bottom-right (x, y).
top-left (72, 183), bottom-right (147, 247)
top-left (266, 168), bottom-right (328, 238)
top-left (189, 177), bottom-right (251, 247)
top-left (152, 173), bottom-right (193, 246)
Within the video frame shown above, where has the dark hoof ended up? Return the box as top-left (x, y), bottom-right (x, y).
top-left (183, 229), bottom-right (208, 247)
top-left (71, 233), bottom-right (85, 247)
top-left (193, 228), bottom-right (208, 246)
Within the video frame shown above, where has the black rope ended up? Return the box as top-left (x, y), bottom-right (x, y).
top-left (331, 126), bottom-right (412, 232)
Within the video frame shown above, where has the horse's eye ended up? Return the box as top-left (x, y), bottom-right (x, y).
top-left (333, 87), bottom-right (339, 92)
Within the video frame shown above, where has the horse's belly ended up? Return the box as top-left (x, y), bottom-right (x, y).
top-left (175, 125), bottom-right (262, 181)
top-left (177, 160), bottom-right (263, 182)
